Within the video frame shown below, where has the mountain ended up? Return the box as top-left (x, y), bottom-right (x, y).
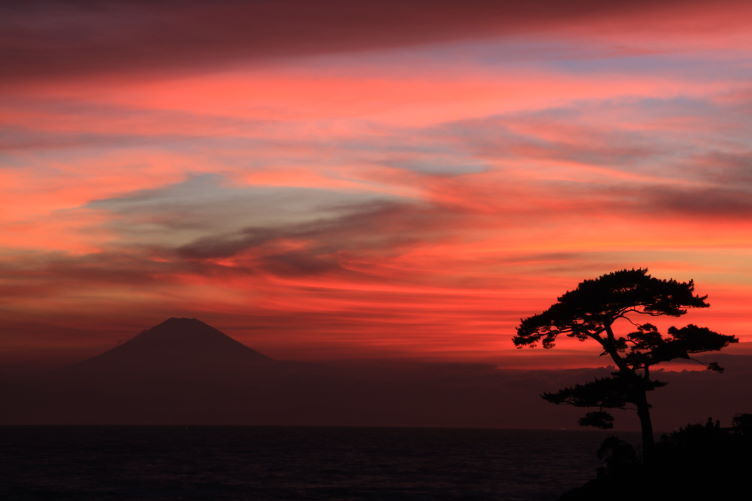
top-left (62, 317), bottom-right (271, 377)
top-left (4, 317), bottom-right (297, 424)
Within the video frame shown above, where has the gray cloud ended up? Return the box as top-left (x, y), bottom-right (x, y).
top-left (87, 174), bottom-right (406, 247)
top-left (80, 174), bottom-right (469, 278)
top-left (693, 151), bottom-right (752, 187)
top-left (642, 186), bottom-right (752, 217)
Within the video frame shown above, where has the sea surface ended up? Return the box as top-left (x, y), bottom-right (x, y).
top-left (0, 427), bottom-right (634, 500)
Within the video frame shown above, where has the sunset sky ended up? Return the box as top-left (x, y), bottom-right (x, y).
top-left (2, 0), bottom-right (752, 367)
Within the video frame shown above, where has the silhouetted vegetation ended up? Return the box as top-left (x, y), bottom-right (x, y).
top-left (513, 269), bottom-right (738, 460)
top-left (561, 414), bottom-right (752, 500)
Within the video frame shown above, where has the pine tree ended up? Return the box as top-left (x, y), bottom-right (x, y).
top-left (513, 269), bottom-right (737, 460)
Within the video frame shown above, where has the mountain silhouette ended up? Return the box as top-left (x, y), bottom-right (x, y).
top-left (5, 317), bottom-right (294, 424)
top-left (63, 317), bottom-right (271, 376)
top-left (3, 318), bottom-right (751, 427)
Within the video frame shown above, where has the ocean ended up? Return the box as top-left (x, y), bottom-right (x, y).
top-left (0, 426), bottom-right (633, 500)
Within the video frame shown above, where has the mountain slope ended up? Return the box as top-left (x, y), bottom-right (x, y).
top-left (62, 317), bottom-right (271, 376)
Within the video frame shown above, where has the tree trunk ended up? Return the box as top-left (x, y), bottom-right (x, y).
top-left (635, 389), bottom-right (655, 463)
top-left (602, 324), bottom-right (655, 461)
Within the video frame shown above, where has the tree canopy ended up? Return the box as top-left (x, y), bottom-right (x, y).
top-left (515, 268), bottom-right (710, 350)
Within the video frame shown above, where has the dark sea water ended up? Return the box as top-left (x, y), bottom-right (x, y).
top-left (0, 427), bottom-right (633, 500)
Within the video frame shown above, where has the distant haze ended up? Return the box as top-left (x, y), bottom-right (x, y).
top-left (3, 319), bottom-right (749, 430)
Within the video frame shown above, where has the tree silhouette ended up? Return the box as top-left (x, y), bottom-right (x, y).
top-left (513, 269), bottom-right (737, 460)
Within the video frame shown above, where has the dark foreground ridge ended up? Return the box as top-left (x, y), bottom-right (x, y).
top-left (561, 415), bottom-right (752, 500)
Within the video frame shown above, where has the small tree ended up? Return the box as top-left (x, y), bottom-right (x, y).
top-left (513, 269), bottom-right (737, 460)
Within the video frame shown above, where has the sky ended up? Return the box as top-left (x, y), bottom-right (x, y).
top-left (2, 0), bottom-right (752, 367)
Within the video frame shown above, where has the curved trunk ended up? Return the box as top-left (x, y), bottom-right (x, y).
top-left (602, 324), bottom-right (655, 461)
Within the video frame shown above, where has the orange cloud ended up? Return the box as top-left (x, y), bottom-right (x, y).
top-left (2, 1), bottom-right (752, 365)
